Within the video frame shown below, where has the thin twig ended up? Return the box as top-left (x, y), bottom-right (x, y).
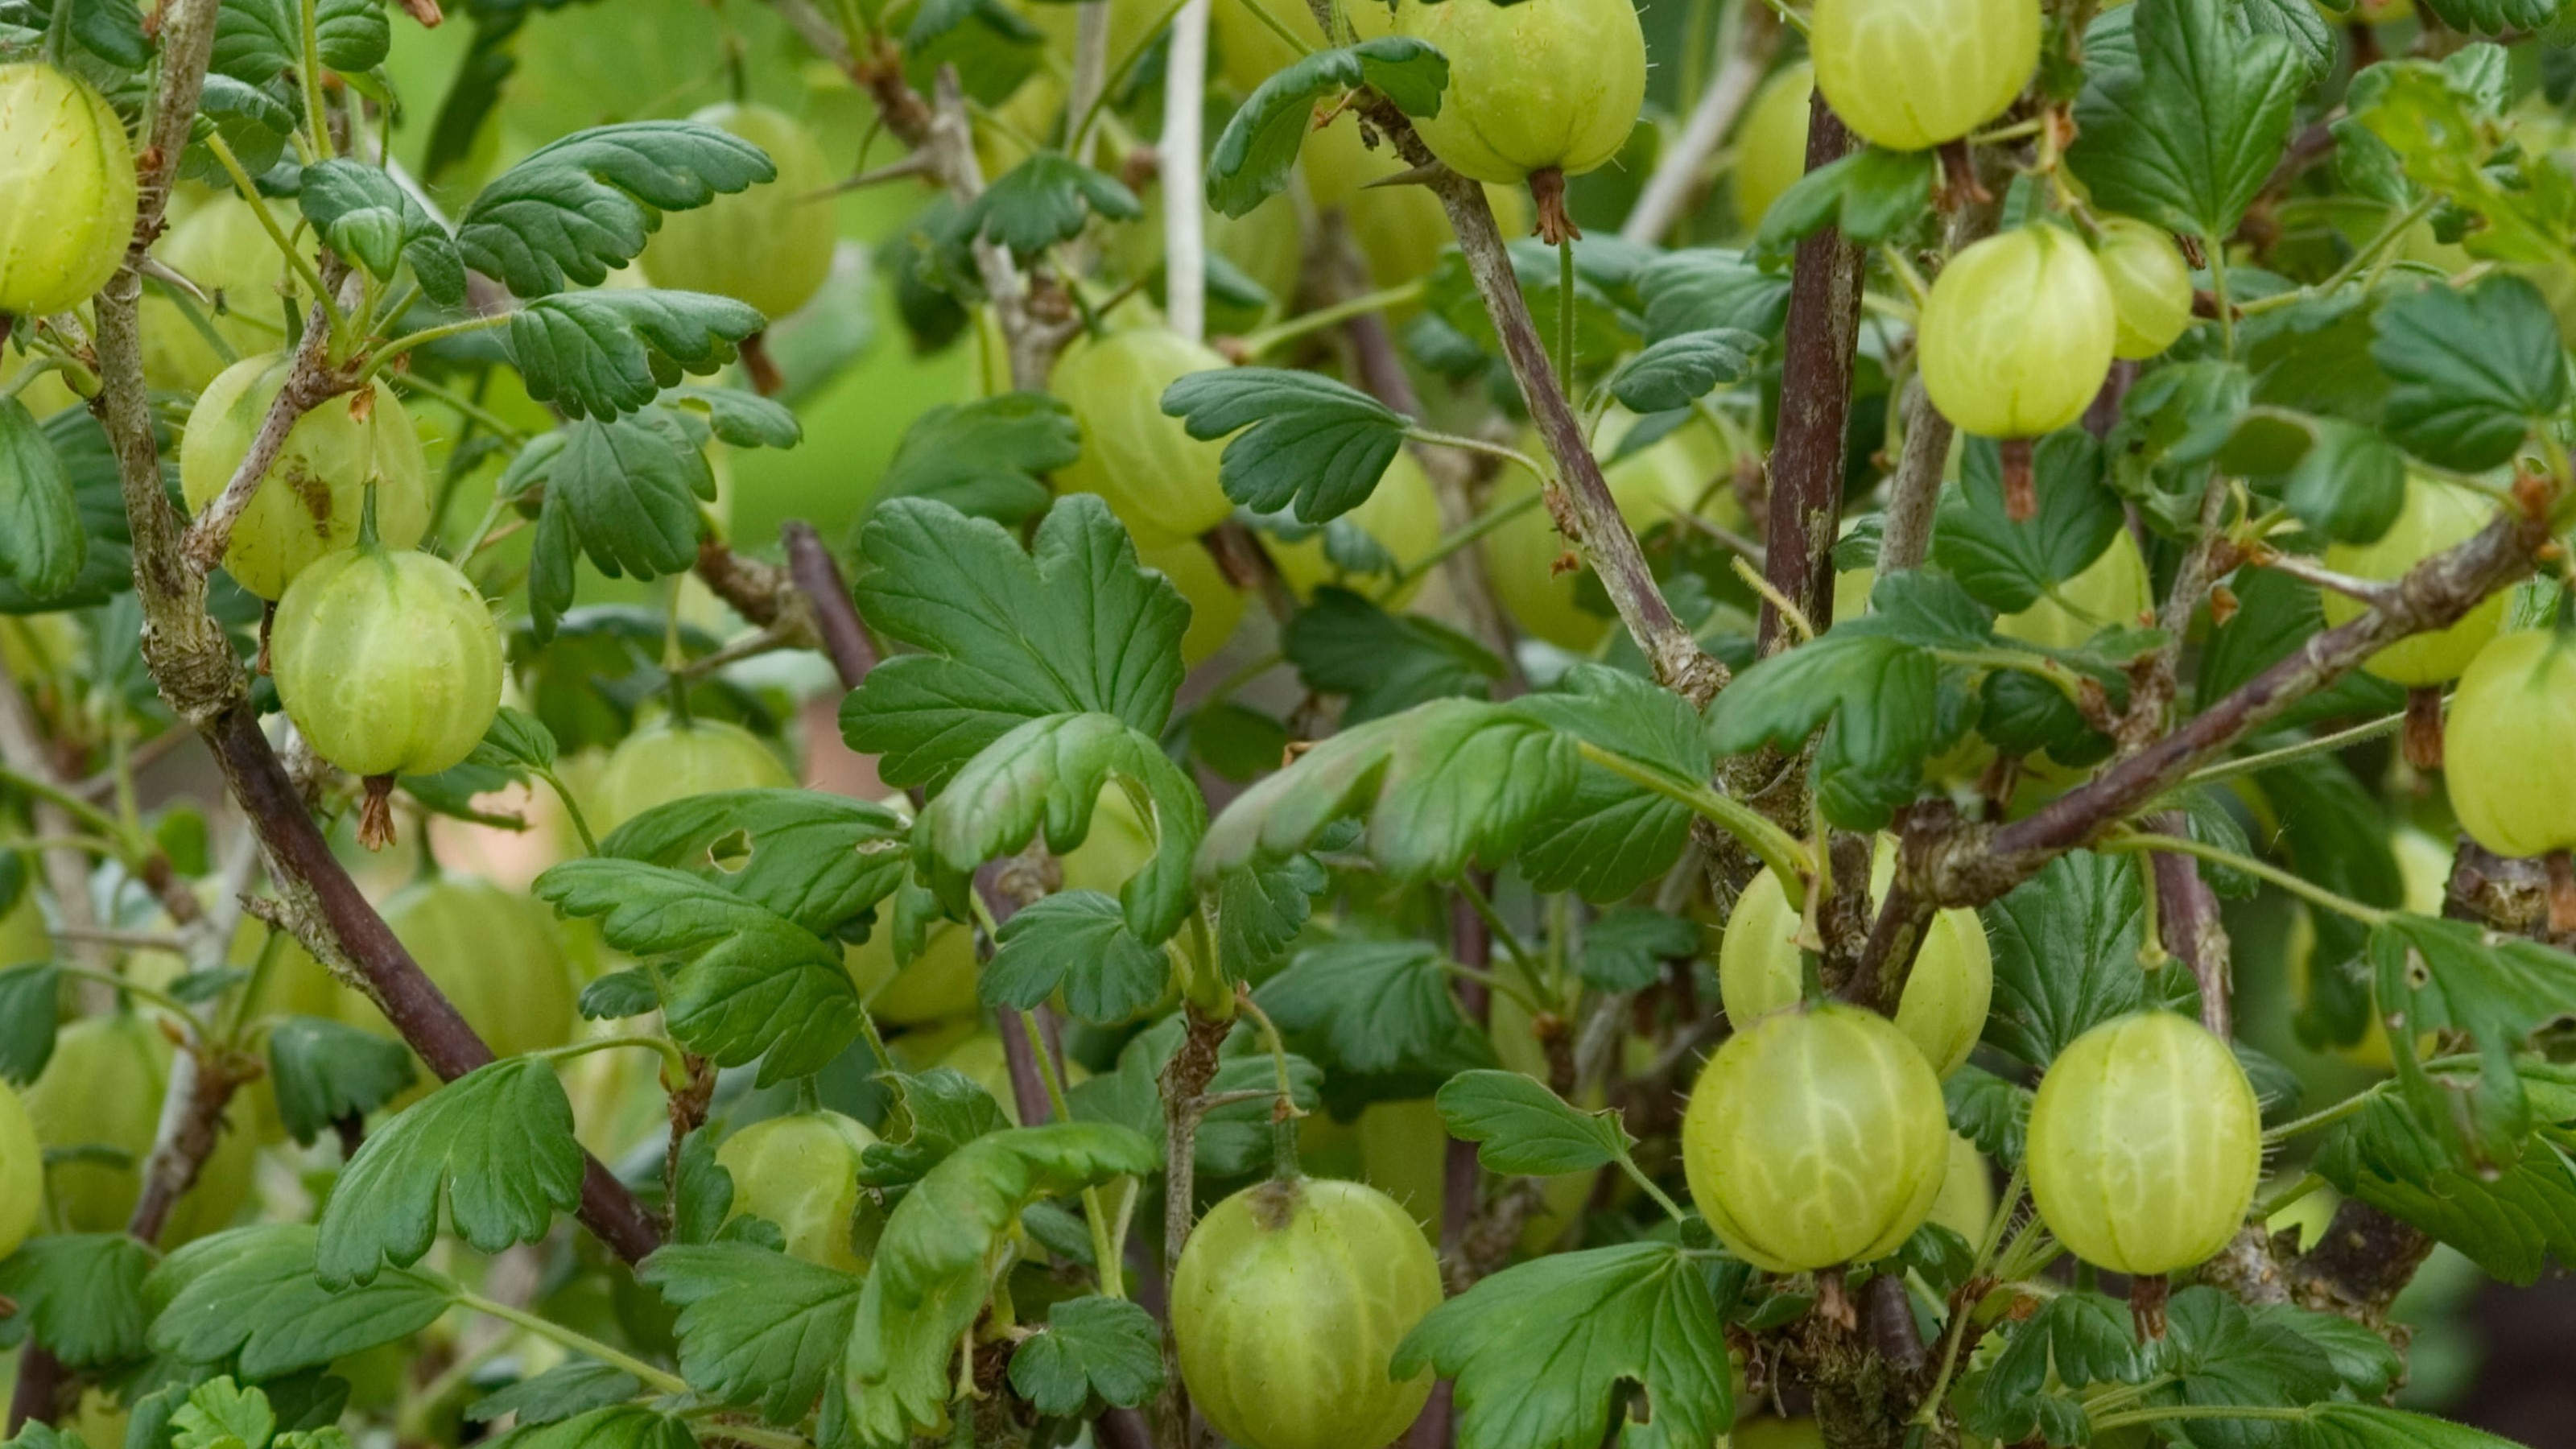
top-left (1619, 6), bottom-right (1781, 245)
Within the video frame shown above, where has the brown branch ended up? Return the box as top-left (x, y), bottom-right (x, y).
top-left (784, 522), bottom-right (881, 679)
top-left (1761, 93), bottom-right (1864, 654)
top-left (1877, 157), bottom-right (2007, 576)
top-left (2148, 810), bottom-right (2233, 1038)
top-left (176, 273), bottom-right (360, 575)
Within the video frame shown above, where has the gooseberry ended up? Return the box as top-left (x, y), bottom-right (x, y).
top-left (591, 716), bottom-right (797, 834)
top-left (143, 193), bottom-right (291, 392)
top-left (1732, 63), bottom-right (1814, 229)
top-left (639, 103), bottom-right (840, 325)
top-left (1170, 1176), bottom-right (1443, 1449)
top-left (1262, 448), bottom-right (1444, 605)
top-left (1810, 0), bottom-right (2041, 154)
top-left (1050, 329), bottom-right (1236, 544)
top-left (2094, 217), bottom-right (2194, 361)
top-left (2025, 1010), bottom-right (2262, 1276)
top-left (0, 1075), bottom-right (40, 1261)
top-left (1681, 1003), bottom-right (1951, 1271)
top-left (2320, 476), bottom-right (2508, 687)
top-left (338, 876), bottom-right (580, 1065)
top-left (716, 1109), bottom-right (879, 1272)
top-left (1994, 526), bottom-right (2152, 653)
top-left (1395, 0), bottom-right (1646, 242)
top-left (0, 63), bottom-right (138, 318)
top-left (21, 1013), bottom-right (256, 1245)
top-left (2444, 627), bottom-right (2576, 859)
top-left (1918, 226), bottom-right (2118, 447)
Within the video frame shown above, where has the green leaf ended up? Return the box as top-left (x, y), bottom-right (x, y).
top-left (598, 789), bottom-right (910, 939)
top-left (264, 1016), bottom-right (419, 1146)
top-left (1752, 145), bottom-right (1934, 255)
top-left (2314, 1063), bottom-right (2576, 1284)
top-left (506, 289), bottom-right (767, 420)
top-left (150, 1225), bottom-right (455, 1377)
top-left (1005, 1297), bottom-right (1165, 1416)
top-left (213, 0), bottom-right (387, 83)
top-left (2347, 61), bottom-right (2576, 262)
top-left (2239, 0), bottom-right (2335, 78)
top-left (1979, 851), bottom-right (2161, 1069)
top-left (1206, 38), bottom-right (1449, 217)
top-left (1199, 698), bottom-right (1584, 886)
top-left (2257, 1304), bottom-right (2402, 1402)
top-left (458, 121), bottom-right (776, 296)
top-left (857, 1069), bottom-right (1012, 1191)
top-left (313, 1059), bottom-right (587, 1286)
top-left (958, 151), bottom-right (1141, 258)
top-left (1963, 1291), bottom-right (2145, 1442)
top-left (534, 858), bottom-right (861, 1082)
top-left (295, 159), bottom-right (467, 308)
top-left (0, 398), bottom-right (85, 602)
top-left (1933, 432), bottom-right (2125, 615)
top-left (1513, 665), bottom-right (1715, 902)
top-left (914, 712), bottom-right (1203, 943)
top-left (640, 1243), bottom-right (863, 1423)
top-left (1606, 328), bottom-right (1760, 415)
top-left (2415, 0), bottom-right (2557, 35)
top-left (507, 412), bottom-right (711, 639)
top-left (1576, 907), bottom-right (1703, 992)
top-left (1705, 631), bottom-right (1936, 832)
top-left (1161, 368), bottom-right (1408, 525)
top-left (2371, 914), bottom-right (2576, 1171)
top-left (661, 386), bottom-right (803, 450)
top-left (2069, 0), bottom-right (2304, 237)
top-left (2299, 1403), bottom-right (2533, 1447)
top-left (871, 393), bottom-right (1079, 526)
top-left (2371, 275), bottom-right (2567, 472)
top-left (0, 1234), bottom-right (151, 1367)
top-left (981, 890), bottom-right (1170, 1024)
top-left (1426, 240), bottom-right (1642, 368)
top-left (63, 0), bottom-right (147, 68)
top-left (843, 1124), bottom-right (1160, 1447)
top-left (841, 496), bottom-right (1189, 791)
top-left (169, 1378), bottom-right (275, 1449)
top-left (0, 963), bottom-right (61, 1083)
top-left (1282, 588), bottom-right (1505, 724)
top-left (1391, 1243), bottom-right (1732, 1449)
top-left (1256, 938), bottom-right (1478, 1075)
top-left (1637, 247), bottom-right (1791, 344)
top-left (1212, 852), bottom-right (1326, 976)
top-left (463, 1363), bottom-right (642, 1429)
top-left (499, 1407), bottom-right (696, 1449)
top-left (1945, 1065), bottom-right (2031, 1166)
top-left (1435, 1070), bottom-right (1628, 1176)
top-left (2149, 1286), bottom-right (2342, 1435)
top-left (463, 704), bottom-right (559, 775)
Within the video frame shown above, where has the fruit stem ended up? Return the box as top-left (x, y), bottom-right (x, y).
top-left (453, 1290), bottom-right (690, 1397)
top-left (2097, 832), bottom-right (2389, 929)
top-left (357, 481), bottom-right (382, 551)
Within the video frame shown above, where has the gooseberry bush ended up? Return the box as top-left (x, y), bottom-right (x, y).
top-left (5, 0), bottom-right (2576, 1445)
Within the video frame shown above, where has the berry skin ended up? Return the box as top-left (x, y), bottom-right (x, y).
top-left (1261, 448), bottom-right (1444, 605)
top-left (592, 717), bottom-right (796, 834)
top-left (2094, 217), bottom-right (2195, 361)
top-left (180, 354), bottom-right (431, 601)
top-left (2320, 477), bottom-right (2508, 687)
top-left (20, 1015), bottom-right (256, 1245)
top-left (1682, 1003), bottom-right (1951, 1272)
top-left (0, 1076), bottom-right (41, 1262)
top-left (1995, 526), bottom-right (2153, 653)
top-left (1396, 0), bottom-right (1647, 230)
top-left (1733, 63), bottom-right (1815, 228)
top-left (716, 1111), bottom-right (880, 1272)
top-left (639, 103), bottom-right (840, 324)
top-left (1050, 329), bottom-right (1236, 544)
top-left (270, 544), bottom-right (502, 781)
top-left (1170, 1176), bottom-right (1443, 1449)
top-left (1918, 225), bottom-right (2120, 443)
top-left (2025, 1010), bottom-right (2263, 1276)
top-left (338, 877), bottom-right (580, 1066)
top-left (2444, 628), bottom-right (2576, 859)
top-left (144, 194), bottom-right (291, 391)
top-left (0, 63), bottom-right (138, 317)
top-left (1809, 0), bottom-right (2041, 153)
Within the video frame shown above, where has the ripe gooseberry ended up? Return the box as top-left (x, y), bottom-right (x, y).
top-left (1810, 0), bottom-right (2041, 153)
top-left (1050, 329), bottom-right (1236, 544)
top-left (1681, 1003), bottom-right (1951, 1271)
top-left (21, 1014), bottom-right (256, 1245)
top-left (1170, 1176), bottom-right (1443, 1449)
top-left (2094, 217), bottom-right (2195, 361)
top-left (0, 63), bottom-right (138, 318)
top-left (2320, 476), bottom-right (2508, 687)
top-left (1718, 840), bottom-right (1993, 1078)
top-left (2443, 627), bottom-right (2576, 860)
top-left (0, 1076), bottom-right (40, 1261)
top-left (2025, 1010), bottom-right (2262, 1276)
top-left (1262, 448), bottom-right (1444, 605)
top-left (339, 876), bottom-right (579, 1066)
top-left (591, 716), bottom-right (796, 834)
top-left (269, 528), bottom-right (502, 847)
top-left (716, 1110), bottom-right (880, 1272)
top-left (1138, 536), bottom-right (1248, 665)
top-left (1918, 227), bottom-right (2118, 510)
top-left (180, 354), bottom-right (431, 600)
top-left (639, 103), bottom-right (839, 325)
top-left (1394, 0), bottom-right (1646, 242)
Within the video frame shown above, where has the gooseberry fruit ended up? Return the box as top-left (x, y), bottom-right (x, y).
top-left (1809, 0), bottom-right (2041, 154)
top-left (1732, 63), bottom-right (1814, 229)
top-left (270, 540), bottom-right (502, 846)
top-left (591, 716), bottom-right (796, 834)
top-left (21, 1013), bottom-right (256, 1245)
top-left (1918, 226), bottom-right (2118, 450)
top-left (2320, 476), bottom-right (2508, 687)
top-left (1301, 119), bottom-right (1529, 290)
top-left (1681, 1003), bottom-right (1950, 1271)
top-left (1262, 448), bottom-right (1444, 605)
top-left (639, 103), bottom-right (839, 325)
top-left (2444, 627), bottom-right (2576, 859)
top-left (1994, 526), bottom-right (2151, 653)
top-left (2094, 217), bottom-right (2194, 361)
top-left (1139, 535), bottom-right (1249, 665)
top-left (2025, 1010), bottom-right (2262, 1276)
top-left (1356, 1089), bottom-right (1592, 1252)
top-left (1395, 0), bottom-right (1646, 242)
top-left (1928, 1132), bottom-right (1994, 1244)
top-left (1050, 329), bottom-right (1236, 544)
top-left (1170, 1176), bottom-right (1444, 1449)
top-left (716, 1110), bottom-right (879, 1272)
top-left (339, 876), bottom-right (580, 1065)
top-left (143, 193), bottom-right (291, 392)
top-left (1718, 840), bottom-right (1993, 1078)
top-left (180, 354), bottom-right (431, 600)
top-left (0, 1075), bottom-right (40, 1261)
top-left (0, 63), bottom-right (138, 318)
